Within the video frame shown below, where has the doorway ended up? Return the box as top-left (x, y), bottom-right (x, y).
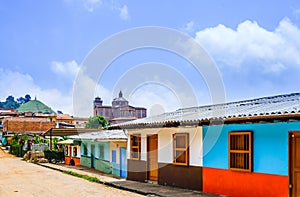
top-left (120, 147), bottom-right (127, 178)
top-left (91, 144), bottom-right (95, 168)
top-left (289, 132), bottom-right (300, 197)
top-left (147, 134), bottom-right (158, 181)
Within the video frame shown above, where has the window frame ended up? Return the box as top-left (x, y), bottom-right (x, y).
top-left (83, 144), bottom-right (88, 156)
top-left (130, 134), bottom-right (141, 160)
top-left (173, 133), bottom-right (189, 166)
top-left (65, 146), bottom-right (69, 156)
top-left (228, 131), bottom-right (253, 172)
top-left (73, 147), bottom-right (77, 157)
top-left (99, 144), bottom-right (104, 159)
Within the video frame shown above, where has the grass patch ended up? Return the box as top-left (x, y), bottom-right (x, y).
top-left (63, 170), bottom-right (100, 183)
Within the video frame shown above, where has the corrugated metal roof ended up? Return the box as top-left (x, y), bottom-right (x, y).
top-left (114, 93), bottom-right (300, 126)
top-left (69, 129), bottom-right (127, 141)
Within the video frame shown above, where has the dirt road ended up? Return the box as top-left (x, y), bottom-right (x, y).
top-left (0, 150), bottom-right (142, 197)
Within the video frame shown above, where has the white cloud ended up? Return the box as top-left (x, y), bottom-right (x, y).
top-left (118, 5), bottom-right (130, 21)
top-left (68, 0), bottom-right (130, 20)
top-left (194, 18), bottom-right (300, 73)
top-left (82, 0), bottom-right (102, 12)
top-left (0, 68), bottom-right (73, 114)
top-left (293, 8), bottom-right (300, 18)
top-left (182, 21), bottom-right (196, 34)
top-left (129, 85), bottom-right (180, 116)
top-left (51, 60), bottom-right (80, 79)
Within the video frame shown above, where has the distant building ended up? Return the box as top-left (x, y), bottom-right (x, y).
top-left (2, 116), bottom-right (55, 134)
top-left (73, 117), bottom-right (89, 128)
top-left (94, 91), bottom-right (147, 124)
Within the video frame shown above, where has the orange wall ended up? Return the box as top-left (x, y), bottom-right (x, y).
top-left (203, 167), bottom-right (288, 197)
top-left (3, 120), bottom-right (55, 132)
top-left (65, 156), bottom-right (80, 166)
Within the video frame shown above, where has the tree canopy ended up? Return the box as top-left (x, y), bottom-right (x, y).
top-left (1, 94), bottom-right (31, 109)
top-left (85, 116), bottom-right (109, 129)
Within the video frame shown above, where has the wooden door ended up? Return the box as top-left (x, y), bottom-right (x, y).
top-left (290, 132), bottom-right (300, 197)
top-left (147, 134), bottom-right (158, 181)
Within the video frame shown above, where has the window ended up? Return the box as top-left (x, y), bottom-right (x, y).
top-left (73, 147), bottom-right (77, 157)
top-left (228, 131), bottom-right (252, 172)
top-left (83, 144), bottom-right (88, 156)
top-left (112, 150), bottom-right (116, 163)
top-left (173, 133), bottom-right (189, 166)
top-left (130, 134), bottom-right (141, 160)
top-left (65, 146), bottom-right (68, 156)
top-left (99, 145), bottom-right (104, 159)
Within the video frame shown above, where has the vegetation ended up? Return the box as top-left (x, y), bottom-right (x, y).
top-left (63, 171), bottom-right (100, 183)
top-left (0, 94), bottom-right (31, 109)
top-left (17, 99), bottom-right (55, 114)
top-left (85, 116), bottom-right (109, 129)
top-left (9, 134), bottom-right (27, 157)
top-left (44, 150), bottom-right (64, 163)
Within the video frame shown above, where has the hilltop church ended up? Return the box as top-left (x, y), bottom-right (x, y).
top-left (93, 91), bottom-right (147, 124)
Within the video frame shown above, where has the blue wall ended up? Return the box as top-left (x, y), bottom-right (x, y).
top-left (203, 121), bottom-right (300, 176)
top-left (81, 141), bottom-right (110, 161)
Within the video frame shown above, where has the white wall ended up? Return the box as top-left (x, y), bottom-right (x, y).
top-left (127, 126), bottom-right (203, 167)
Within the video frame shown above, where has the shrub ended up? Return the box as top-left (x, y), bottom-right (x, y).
top-left (44, 150), bottom-right (64, 163)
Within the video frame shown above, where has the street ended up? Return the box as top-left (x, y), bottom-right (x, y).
top-left (0, 149), bottom-right (142, 197)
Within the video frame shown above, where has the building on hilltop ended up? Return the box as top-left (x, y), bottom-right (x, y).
top-left (94, 91), bottom-right (147, 124)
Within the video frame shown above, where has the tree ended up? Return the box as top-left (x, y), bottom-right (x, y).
top-left (17, 94), bottom-right (31, 105)
top-left (17, 97), bottom-right (26, 105)
top-left (3, 95), bottom-right (20, 109)
top-left (24, 94), bottom-right (31, 103)
top-left (6, 95), bottom-right (15, 102)
top-left (85, 116), bottom-right (109, 129)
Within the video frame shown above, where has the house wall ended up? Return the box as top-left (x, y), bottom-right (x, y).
top-left (64, 145), bottom-right (80, 166)
top-left (202, 121), bottom-right (300, 197)
top-left (110, 142), bottom-right (127, 176)
top-left (127, 126), bottom-right (203, 190)
top-left (3, 120), bottom-right (55, 132)
top-left (80, 140), bottom-right (127, 177)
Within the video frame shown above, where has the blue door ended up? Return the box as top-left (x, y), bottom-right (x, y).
top-left (120, 147), bottom-right (127, 178)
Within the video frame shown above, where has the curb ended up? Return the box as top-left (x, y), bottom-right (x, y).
top-left (35, 163), bottom-right (150, 196)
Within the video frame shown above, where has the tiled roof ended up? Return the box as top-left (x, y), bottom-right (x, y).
top-left (56, 114), bottom-right (73, 120)
top-left (114, 93), bottom-right (300, 126)
top-left (3, 117), bottom-right (51, 122)
top-left (69, 129), bottom-right (127, 141)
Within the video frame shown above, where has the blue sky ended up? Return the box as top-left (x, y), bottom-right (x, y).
top-left (1, 0), bottom-right (300, 116)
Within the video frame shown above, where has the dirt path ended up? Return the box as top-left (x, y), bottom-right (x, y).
top-left (0, 150), bottom-right (142, 197)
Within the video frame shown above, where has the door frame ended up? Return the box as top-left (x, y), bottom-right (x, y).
top-left (147, 134), bottom-right (158, 181)
top-left (91, 144), bottom-right (95, 168)
top-left (289, 131), bottom-right (300, 197)
top-left (120, 147), bottom-right (127, 178)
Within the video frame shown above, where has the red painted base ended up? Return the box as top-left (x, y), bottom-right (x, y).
top-left (203, 167), bottom-right (288, 197)
top-left (65, 156), bottom-right (80, 166)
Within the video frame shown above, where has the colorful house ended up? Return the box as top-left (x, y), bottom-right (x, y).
top-left (111, 93), bottom-right (300, 197)
top-left (57, 139), bottom-right (81, 166)
top-left (70, 129), bottom-right (128, 178)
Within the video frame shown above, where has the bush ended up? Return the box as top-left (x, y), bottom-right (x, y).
top-left (10, 143), bottom-right (26, 157)
top-left (44, 150), bottom-right (64, 163)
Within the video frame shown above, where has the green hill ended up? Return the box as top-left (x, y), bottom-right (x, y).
top-left (17, 100), bottom-right (56, 114)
